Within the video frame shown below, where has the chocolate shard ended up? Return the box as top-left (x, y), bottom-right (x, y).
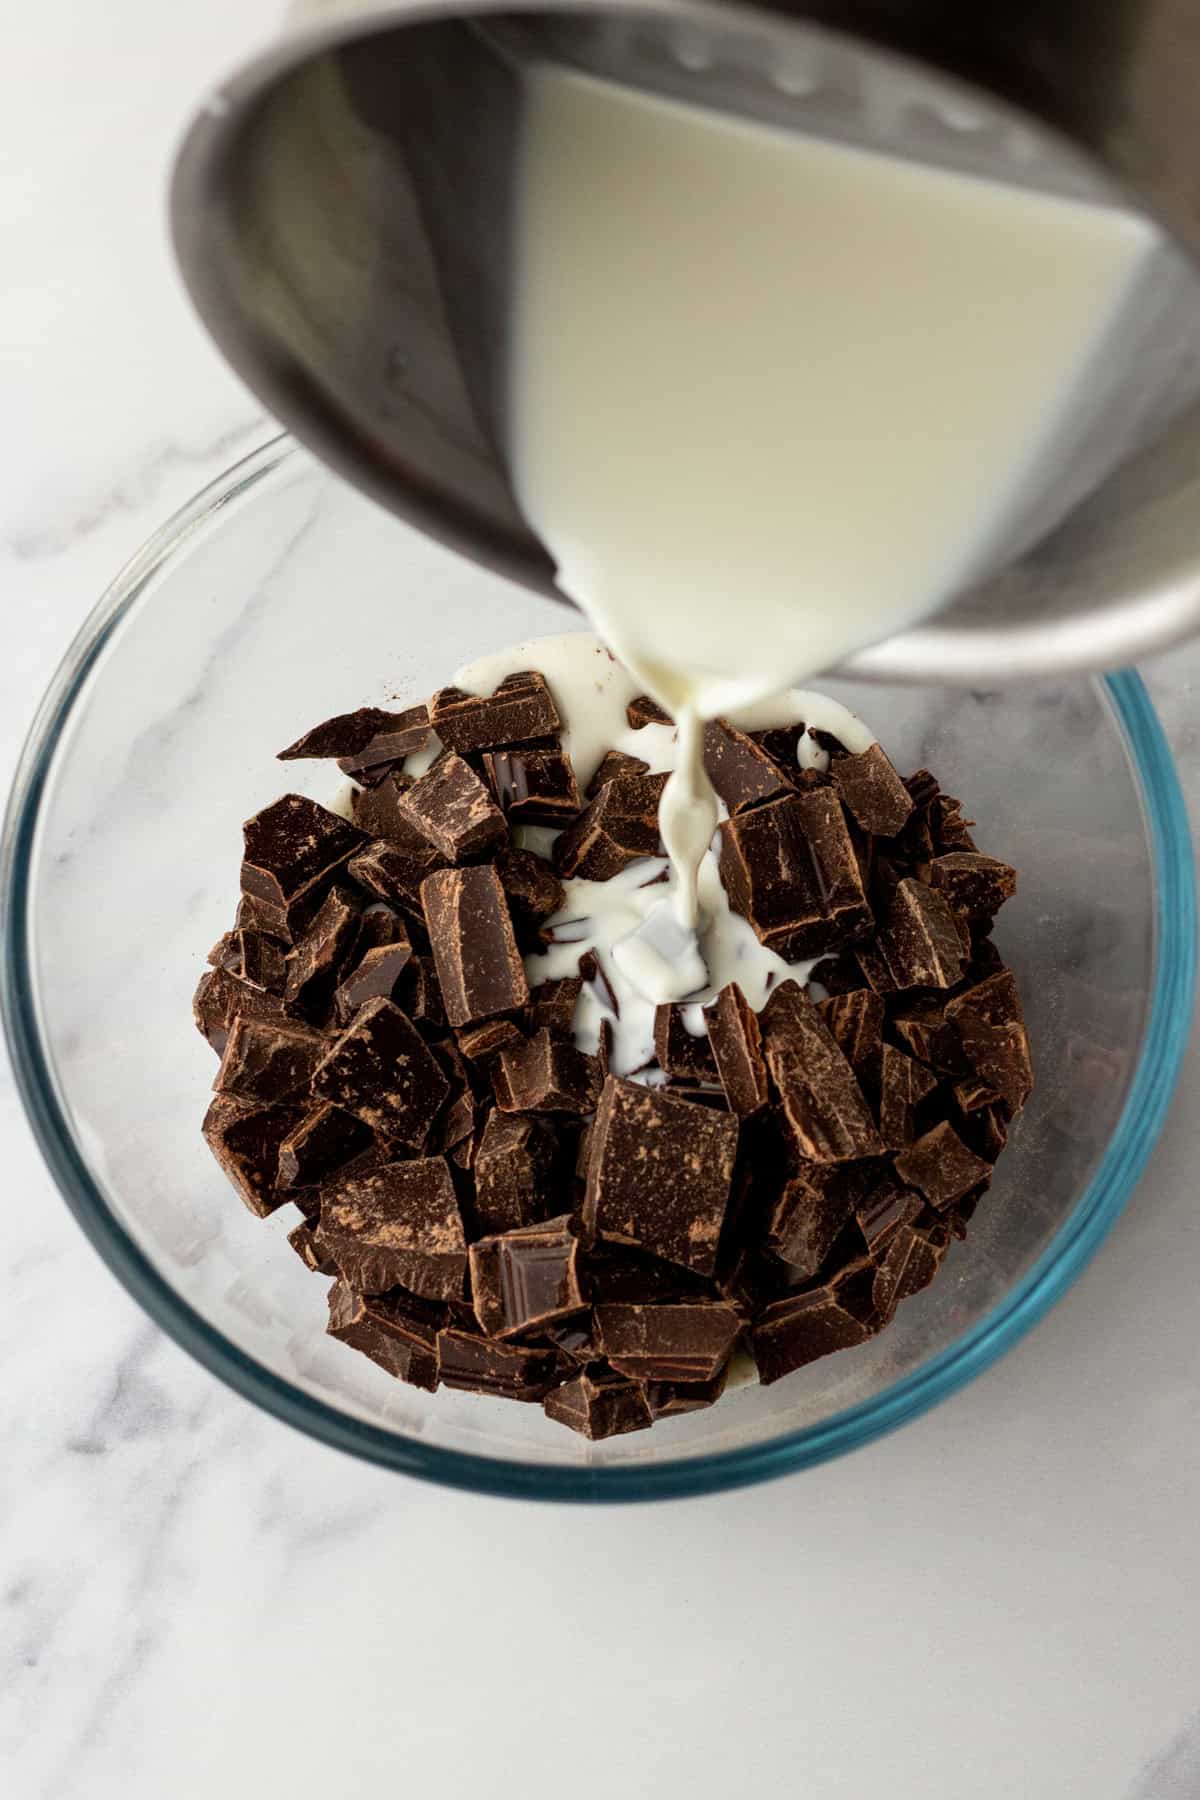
top-left (397, 953), bottom-right (447, 1029)
top-left (872, 1221), bottom-right (948, 1322)
top-left (434, 1088), bottom-right (478, 1156)
top-left (542, 1366), bottom-right (654, 1438)
top-left (213, 1014), bottom-right (326, 1104)
top-left (929, 851), bottom-right (1016, 921)
top-left (594, 1301), bottom-right (741, 1382)
top-left (398, 753), bottom-right (508, 864)
top-left (854, 1176), bottom-right (924, 1252)
top-left (315, 1158), bottom-right (466, 1299)
top-left (277, 1102), bottom-right (374, 1190)
top-left (751, 1265), bottom-right (878, 1384)
top-left (852, 939), bottom-right (898, 995)
top-left (495, 845), bottom-right (564, 947)
top-left (207, 931), bottom-right (240, 972)
top-left (830, 743), bottom-right (914, 836)
top-left (528, 976), bottom-right (582, 1038)
top-left (718, 787), bottom-right (872, 962)
top-left (817, 988), bottom-right (884, 1085)
top-left (626, 694), bottom-right (673, 728)
top-left (891, 1000), bottom-right (968, 1075)
top-left (894, 1120), bottom-right (994, 1211)
top-left (553, 772), bottom-right (668, 880)
top-left (928, 793), bottom-right (977, 853)
top-left (283, 884), bottom-right (361, 1010)
top-left (643, 1365), bottom-right (731, 1419)
top-left (350, 770), bottom-right (415, 840)
top-left (233, 930), bottom-right (288, 995)
top-left (201, 1095), bottom-right (302, 1217)
top-left (484, 746), bottom-right (581, 827)
top-left (430, 671), bottom-right (562, 754)
top-left (703, 718), bottom-right (795, 814)
top-left (192, 965), bottom-right (295, 1055)
top-left (707, 982), bottom-right (768, 1117)
top-left (472, 1111), bottom-right (560, 1235)
top-left (436, 1327), bottom-right (558, 1399)
top-left (469, 1215), bottom-right (583, 1337)
top-left (326, 1279), bottom-right (441, 1390)
top-left (766, 1168), bottom-right (855, 1280)
top-left (332, 939), bottom-right (415, 1024)
top-left (760, 984), bottom-right (883, 1163)
top-left (348, 832), bottom-right (446, 920)
top-left (422, 864), bottom-right (529, 1027)
top-left (236, 891), bottom-right (300, 944)
top-left (878, 1042), bottom-right (938, 1150)
top-left (879, 878), bottom-right (967, 990)
top-left (584, 1076), bottom-right (739, 1276)
top-left (457, 1017), bottom-right (526, 1063)
top-left (493, 1029), bottom-right (601, 1115)
top-left (945, 970), bottom-right (1033, 1111)
top-left (240, 794), bottom-right (365, 912)
top-left (312, 997), bottom-right (450, 1146)
top-left (586, 748), bottom-right (649, 798)
top-left (653, 1003), bottom-right (719, 1084)
top-left (952, 1074), bottom-right (1000, 1113)
top-left (749, 721), bottom-right (806, 774)
top-left (288, 1220), bottom-right (338, 1274)
top-left (278, 704), bottom-right (429, 766)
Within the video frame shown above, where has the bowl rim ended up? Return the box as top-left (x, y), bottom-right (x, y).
top-left (3, 435), bottom-right (1195, 1503)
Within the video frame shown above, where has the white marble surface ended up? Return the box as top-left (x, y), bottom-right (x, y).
top-left (3, 6), bottom-right (1200, 1796)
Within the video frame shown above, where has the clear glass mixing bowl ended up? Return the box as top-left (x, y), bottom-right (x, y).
top-left (2, 439), bottom-right (1194, 1500)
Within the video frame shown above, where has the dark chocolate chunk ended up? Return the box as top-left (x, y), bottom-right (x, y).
top-left (542, 1366), bottom-right (653, 1438)
top-left (430, 671), bottom-right (562, 754)
top-left (643, 1366), bottom-right (731, 1418)
top-left (312, 997), bottom-right (450, 1145)
top-left (207, 932), bottom-right (240, 971)
top-left (470, 1215), bottom-right (582, 1337)
top-left (213, 1014), bottom-right (326, 1104)
top-left (398, 753), bottom-right (507, 864)
top-left (457, 1017), bottom-right (526, 1062)
top-left (495, 845), bottom-right (564, 946)
top-left (396, 953), bottom-right (447, 1029)
top-left (817, 988), bottom-right (884, 1085)
top-left (472, 1111), bottom-right (560, 1235)
top-left (879, 878), bottom-right (967, 990)
top-left (236, 891), bottom-right (298, 943)
top-left (435, 1088), bottom-right (478, 1156)
top-left (240, 794), bottom-right (365, 912)
top-left (894, 1120), bottom-right (994, 1211)
top-left (707, 982), bottom-right (768, 1116)
top-left (326, 1279), bottom-right (440, 1390)
top-left (766, 1169), bottom-right (855, 1280)
top-left (653, 1004), bottom-right (719, 1084)
top-left (760, 984), bottom-right (883, 1163)
top-left (277, 1102), bottom-right (374, 1189)
top-left (945, 970), bottom-right (1033, 1111)
top-left (904, 769), bottom-right (940, 809)
top-left (951, 1073), bottom-right (1000, 1113)
top-left (626, 694), bottom-right (672, 728)
top-left (872, 1221), bottom-right (947, 1322)
top-left (332, 940), bottom-right (414, 1024)
top-left (586, 749), bottom-right (649, 798)
top-left (854, 1177), bottom-right (924, 1252)
top-left (703, 718), bottom-right (795, 814)
top-left (852, 939), bottom-right (898, 995)
top-left (287, 1220), bottom-right (338, 1274)
top-left (718, 787), bottom-right (872, 962)
top-left (878, 1043), bottom-right (938, 1149)
top-left (928, 793), bottom-right (977, 853)
top-left (751, 1266), bottom-right (878, 1384)
top-left (830, 743), bottom-right (914, 836)
top-left (891, 1000), bottom-right (967, 1075)
top-left (553, 772), bottom-right (668, 880)
top-left (749, 722), bottom-right (806, 774)
top-left (192, 965), bottom-right (294, 1055)
top-left (283, 884), bottom-right (361, 1010)
top-left (929, 851), bottom-right (1016, 921)
top-left (350, 771), bottom-right (415, 840)
top-left (528, 976), bottom-right (582, 1038)
top-left (484, 747), bottom-right (581, 827)
top-left (315, 1158), bottom-right (466, 1299)
top-left (436, 1328), bottom-right (558, 1400)
top-left (233, 930), bottom-right (287, 994)
top-left (584, 1077), bottom-right (738, 1276)
top-left (278, 704), bottom-right (429, 766)
top-left (201, 1095), bottom-right (302, 1217)
top-left (493, 1030), bottom-right (601, 1115)
top-left (421, 864), bottom-right (529, 1027)
top-left (595, 1301), bottom-right (740, 1382)
top-left (348, 832), bottom-right (446, 920)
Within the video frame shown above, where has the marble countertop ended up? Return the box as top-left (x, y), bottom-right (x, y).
top-left (3, 6), bottom-right (1200, 1796)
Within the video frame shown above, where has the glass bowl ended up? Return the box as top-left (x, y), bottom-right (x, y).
top-left (2, 439), bottom-right (1194, 1501)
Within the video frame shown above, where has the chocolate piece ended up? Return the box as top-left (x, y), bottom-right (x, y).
top-left (584, 1077), bottom-right (738, 1275)
top-left (817, 988), bottom-right (884, 1084)
top-left (878, 1043), bottom-right (938, 1149)
top-left (457, 1017), bottom-right (525, 1062)
top-left (553, 772), bottom-right (667, 880)
top-left (213, 1014), bottom-right (326, 1104)
top-left (193, 965), bottom-right (294, 1054)
top-left (472, 1111), bottom-right (559, 1234)
top-left (761, 984), bottom-right (883, 1163)
top-left (929, 851), bottom-right (1016, 920)
top-left (422, 864), bottom-right (529, 1027)
top-left (493, 1030), bottom-right (601, 1115)
top-left (830, 743), bottom-right (914, 836)
top-left (945, 970), bottom-right (1033, 1111)
top-left (749, 722), bottom-right (806, 774)
top-left (542, 1366), bottom-right (653, 1438)
top-left (626, 694), bottom-right (672, 728)
top-left (703, 718), bottom-right (795, 813)
top-left (277, 1102), bottom-right (374, 1189)
top-left (879, 878), bottom-right (966, 990)
top-left (348, 832), bottom-right (445, 920)
top-left (240, 794), bottom-right (365, 912)
top-left (952, 1074), bottom-right (1000, 1113)
top-left (435, 1088), bottom-right (478, 1156)
top-left (894, 1120), bottom-right (993, 1211)
top-left (495, 846), bottom-right (564, 946)
top-left (207, 931), bottom-right (241, 971)
top-left (287, 1220), bottom-right (338, 1274)
top-left (436, 1328), bottom-right (558, 1399)
top-left (707, 982), bottom-right (768, 1116)
top-left (350, 771), bottom-right (415, 840)
top-left (236, 891), bottom-right (298, 944)
top-left (595, 1301), bottom-right (740, 1382)
top-left (528, 976), bottom-right (582, 1038)
top-left (718, 787), bottom-right (871, 962)
top-left (484, 747), bottom-right (581, 827)
top-left (644, 1366), bottom-right (731, 1418)
top-left (397, 954), bottom-right (447, 1029)
top-left (586, 749), bottom-right (649, 798)
top-left (904, 769), bottom-right (940, 809)
top-left (201, 1095), bottom-right (301, 1217)
top-left (233, 930), bottom-right (287, 994)
top-left (349, 904), bottom-right (409, 960)
top-left (430, 671), bottom-right (562, 754)
top-left (891, 1000), bottom-right (966, 1075)
top-left (326, 1279), bottom-right (440, 1390)
top-left (766, 1169), bottom-right (855, 1280)
top-left (283, 885), bottom-right (361, 1010)
top-left (872, 1221), bottom-right (947, 1321)
top-left (854, 1177), bottom-right (924, 1252)
top-left (398, 753), bottom-right (507, 864)
top-left (470, 1215), bottom-right (582, 1337)
top-left (852, 939), bottom-right (898, 995)
top-left (751, 1274), bottom-right (877, 1384)
top-left (332, 940), bottom-right (414, 1024)
top-left (928, 793), bottom-right (977, 853)
top-left (959, 1100), bottom-right (1009, 1165)
top-left (312, 998), bottom-right (450, 1145)
top-left (315, 1159), bottom-right (466, 1299)
top-left (278, 704), bottom-right (429, 766)
top-left (653, 1004), bottom-right (719, 1084)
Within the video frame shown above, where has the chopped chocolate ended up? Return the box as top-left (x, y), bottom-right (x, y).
top-left (283, 885), bottom-right (361, 1010)
top-left (315, 1158), bottom-right (466, 1299)
top-left (213, 1014), bottom-right (326, 1104)
top-left (718, 787), bottom-right (871, 961)
top-left (960, 1100), bottom-right (1009, 1165)
top-left (436, 1328), bottom-right (558, 1400)
top-left (707, 982), bottom-right (768, 1116)
top-left (495, 845), bottom-right (564, 946)
top-left (326, 1279), bottom-right (441, 1390)
top-left (852, 938), bottom-right (898, 995)
top-left (904, 768), bottom-right (940, 810)
top-left (584, 1077), bottom-right (738, 1275)
top-left (586, 748), bottom-right (649, 798)
top-left (626, 694), bottom-right (672, 728)
top-left (457, 1017), bottom-right (525, 1062)
top-left (528, 976), bottom-right (582, 1038)
top-left (749, 722), bottom-right (806, 774)
top-left (553, 772), bottom-right (668, 880)
top-left (484, 746), bottom-right (581, 827)
top-left (929, 851), bottom-right (1016, 920)
top-left (287, 1220), bottom-right (338, 1274)
top-left (277, 1102), bottom-right (374, 1189)
top-left (278, 704), bottom-right (429, 766)
top-left (830, 743), bottom-right (914, 836)
top-left (766, 1169), bottom-right (854, 1280)
top-left (945, 970), bottom-right (1033, 1111)
top-left (952, 1074), bottom-right (1000, 1113)
top-left (644, 1367), bottom-right (731, 1418)
top-left (430, 672), bottom-right (562, 754)
top-left (435, 1088), bottom-right (478, 1156)
top-left (240, 794), bottom-right (365, 912)
top-left (703, 718), bottom-right (795, 814)
top-left (421, 864), bottom-right (528, 1027)
top-left (207, 931), bottom-right (240, 971)
top-left (854, 1177), bottom-right (923, 1252)
top-left (236, 891), bottom-right (298, 943)
top-left (472, 1111), bottom-right (559, 1235)
top-left (760, 984), bottom-right (883, 1163)
top-left (348, 832), bottom-right (445, 920)
top-left (817, 988), bottom-right (884, 1085)
top-left (350, 904), bottom-right (410, 959)
top-left (653, 1004), bottom-right (719, 1084)
top-left (751, 1267), bottom-right (878, 1383)
top-left (201, 1095), bottom-right (302, 1217)
top-left (398, 753), bottom-right (507, 863)
top-left (396, 953), bottom-right (447, 1029)
top-left (312, 998), bottom-right (450, 1145)
top-left (493, 1029), bottom-right (601, 1115)
top-left (891, 1000), bottom-right (967, 1075)
top-left (234, 930), bottom-right (288, 994)
top-left (928, 793), bottom-right (977, 852)
top-left (542, 1366), bottom-right (653, 1438)
top-left (595, 1301), bottom-right (740, 1382)
top-left (872, 1221), bottom-right (947, 1321)
top-left (192, 965), bottom-right (298, 1055)
top-left (350, 771), bottom-right (415, 839)
top-left (878, 1043), bottom-right (938, 1149)
top-left (894, 1120), bottom-right (994, 1211)
top-left (332, 940), bottom-right (414, 1024)
top-left (879, 878), bottom-right (966, 990)
top-left (470, 1215), bottom-right (582, 1337)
